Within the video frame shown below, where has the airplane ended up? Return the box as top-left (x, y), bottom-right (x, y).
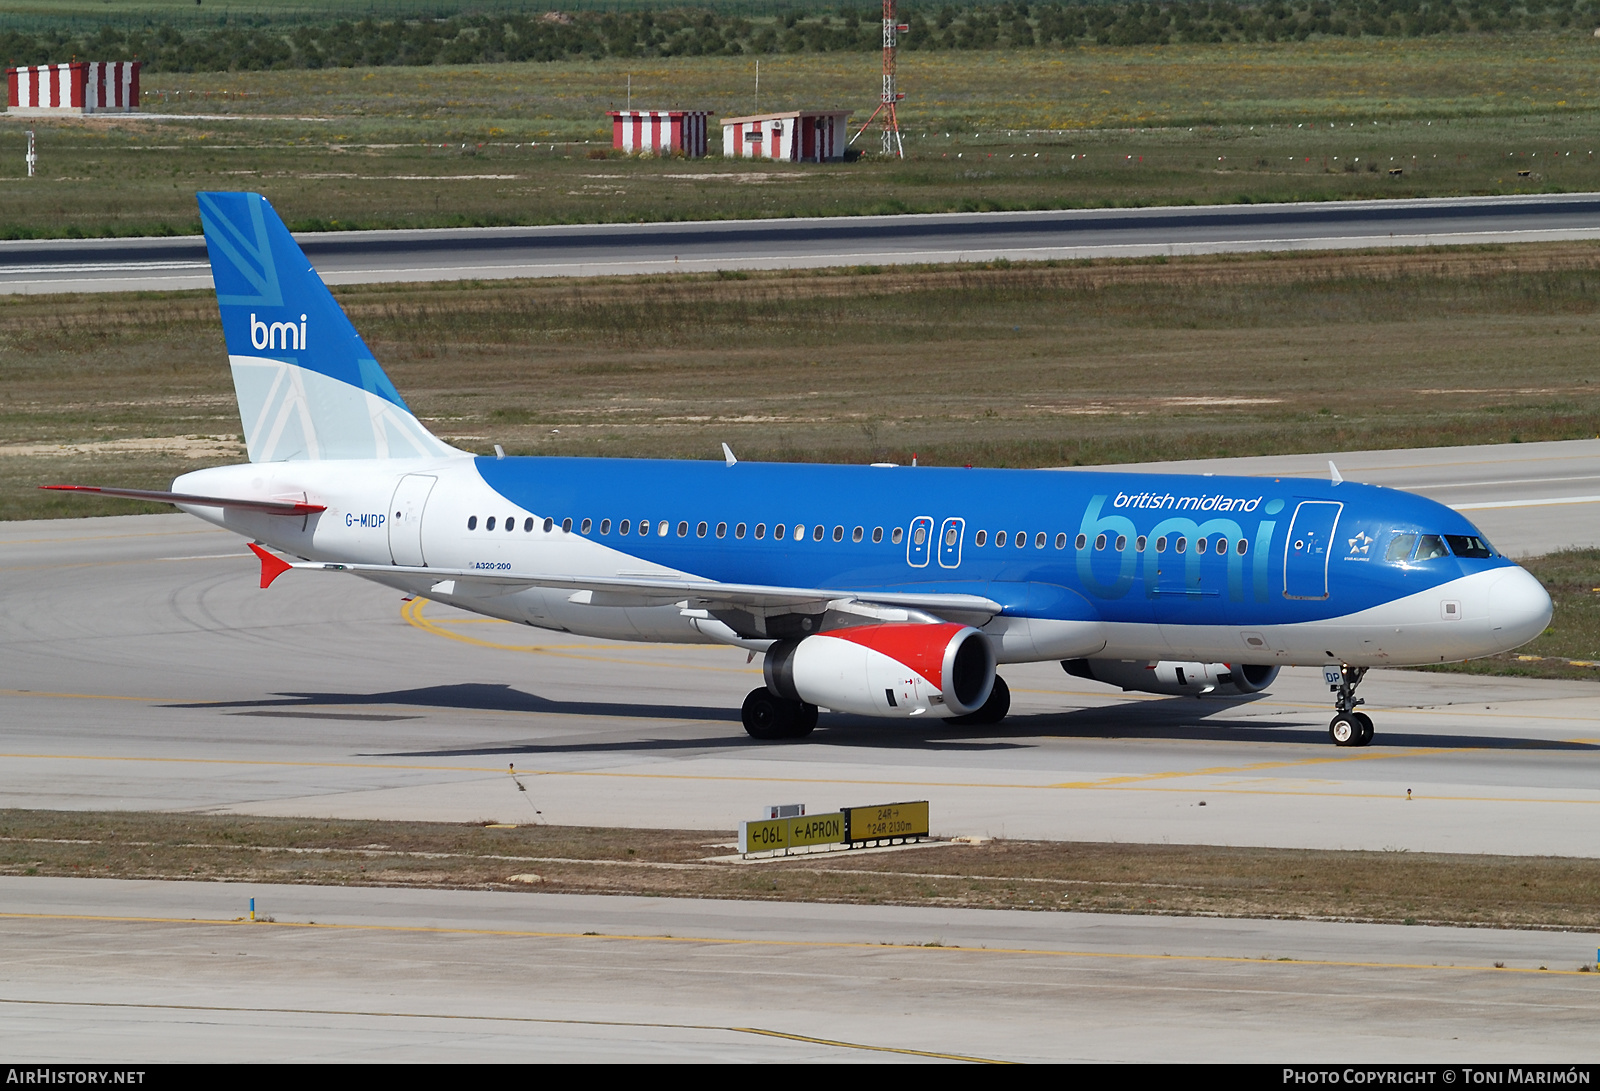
top-left (46, 192), bottom-right (1554, 746)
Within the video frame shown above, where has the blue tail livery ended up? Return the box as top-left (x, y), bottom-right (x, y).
top-left (45, 191), bottom-right (1554, 745)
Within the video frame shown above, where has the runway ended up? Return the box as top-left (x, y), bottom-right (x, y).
top-left (4, 878), bottom-right (1597, 1062)
top-left (5, 442), bottom-right (1599, 1061)
top-left (6, 192), bottom-right (1600, 294)
top-left (2, 440), bottom-right (1597, 858)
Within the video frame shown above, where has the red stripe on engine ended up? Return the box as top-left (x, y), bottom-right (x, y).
top-left (820, 622), bottom-right (966, 692)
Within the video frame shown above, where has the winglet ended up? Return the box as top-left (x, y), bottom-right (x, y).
top-left (1328, 460), bottom-right (1344, 485)
top-left (722, 442), bottom-right (737, 467)
top-left (249, 542), bottom-right (293, 589)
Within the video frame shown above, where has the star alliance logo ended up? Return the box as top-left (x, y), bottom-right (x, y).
top-left (1348, 531), bottom-right (1373, 555)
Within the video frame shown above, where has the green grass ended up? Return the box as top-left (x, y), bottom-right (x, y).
top-left (6, 38), bottom-right (1600, 237)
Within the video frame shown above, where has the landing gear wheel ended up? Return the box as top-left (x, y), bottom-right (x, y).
top-left (950, 675), bottom-right (1011, 726)
top-left (740, 688), bottom-right (816, 740)
top-left (1329, 713), bottom-right (1361, 747)
top-left (788, 701), bottom-right (818, 739)
top-left (1325, 663), bottom-right (1371, 748)
top-left (742, 688), bottom-right (792, 740)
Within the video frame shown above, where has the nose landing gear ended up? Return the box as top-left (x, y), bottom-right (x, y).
top-left (1326, 664), bottom-right (1373, 747)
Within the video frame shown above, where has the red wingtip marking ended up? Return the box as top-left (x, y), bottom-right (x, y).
top-left (249, 542), bottom-right (293, 590)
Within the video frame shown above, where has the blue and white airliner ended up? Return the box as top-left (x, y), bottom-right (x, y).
top-left (49, 192), bottom-right (1554, 745)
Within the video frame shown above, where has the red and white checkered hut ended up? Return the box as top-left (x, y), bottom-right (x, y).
top-left (7, 62), bottom-right (140, 115)
top-left (721, 110), bottom-right (850, 163)
top-left (608, 110), bottom-right (709, 157)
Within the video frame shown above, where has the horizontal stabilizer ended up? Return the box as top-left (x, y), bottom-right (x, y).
top-left (248, 542), bottom-right (294, 589)
top-left (40, 484), bottom-right (326, 516)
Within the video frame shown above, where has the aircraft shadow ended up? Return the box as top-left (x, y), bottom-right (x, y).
top-left (167, 682), bottom-right (738, 724)
top-left (167, 684), bottom-right (1599, 754)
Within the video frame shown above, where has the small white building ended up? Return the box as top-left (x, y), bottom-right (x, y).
top-left (721, 110), bottom-right (851, 163)
top-left (608, 110), bottom-right (710, 158)
top-left (7, 62), bottom-right (140, 115)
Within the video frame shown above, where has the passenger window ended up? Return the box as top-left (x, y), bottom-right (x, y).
top-left (1176, 536), bottom-right (1187, 553)
top-left (1015, 531), bottom-right (1026, 549)
top-left (619, 519), bottom-right (630, 535)
top-left (677, 521), bottom-right (689, 538)
top-left (543, 517), bottom-right (554, 533)
top-left (659, 520), bottom-right (670, 537)
top-left (814, 525), bottom-right (825, 542)
top-left (1135, 535), bottom-right (1147, 552)
top-left (1196, 538), bottom-right (1207, 554)
top-left (1035, 532), bottom-right (1046, 548)
top-left (581, 518), bottom-right (592, 534)
top-left (998, 531), bottom-right (1009, 547)
top-left (892, 527), bottom-right (904, 545)
top-left (833, 526), bottom-right (844, 542)
top-left (600, 519), bottom-right (611, 535)
top-left (1074, 533), bottom-right (1085, 550)
top-left (1155, 536), bottom-right (1167, 552)
top-left (735, 523), bottom-right (746, 539)
top-left (773, 523), bottom-right (785, 541)
top-left (467, 516), bottom-right (477, 530)
top-left (852, 526), bottom-right (863, 543)
top-left (1114, 535), bottom-right (1126, 552)
top-left (1237, 539), bottom-right (1248, 555)
top-left (716, 522), bottom-right (727, 539)
top-left (913, 525), bottom-right (927, 546)
top-left (1385, 533), bottom-right (1417, 563)
top-left (755, 523), bottom-right (767, 539)
top-left (696, 521), bottom-right (707, 538)
top-left (1095, 534), bottom-right (1107, 550)
top-left (975, 530), bottom-right (987, 547)
top-left (508, 517), bottom-right (516, 533)
top-left (1415, 534), bottom-right (1449, 561)
top-left (561, 517), bottom-right (572, 533)
top-left (797, 524), bottom-right (807, 541)
top-left (1055, 532), bottom-right (1067, 549)
top-left (486, 516), bottom-right (497, 531)
top-left (872, 527), bottom-right (883, 543)
top-left (1445, 534), bottom-right (1493, 559)
top-left (641, 519), bottom-right (652, 536)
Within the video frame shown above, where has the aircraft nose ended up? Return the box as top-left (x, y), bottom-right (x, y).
top-left (1488, 566), bottom-right (1553, 651)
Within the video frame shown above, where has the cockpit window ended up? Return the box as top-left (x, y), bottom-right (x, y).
top-left (1445, 534), bottom-right (1494, 559)
top-left (1414, 534), bottom-right (1449, 561)
top-left (1385, 533), bottom-right (1417, 563)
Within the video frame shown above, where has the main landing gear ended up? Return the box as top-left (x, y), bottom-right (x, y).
top-left (741, 687), bottom-right (818, 741)
top-left (1327, 664), bottom-right (1374, 747)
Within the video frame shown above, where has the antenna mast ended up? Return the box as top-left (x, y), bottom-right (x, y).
top-left (849, 0), bottom-right (908, 158)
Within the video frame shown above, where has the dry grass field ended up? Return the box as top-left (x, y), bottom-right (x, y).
top-left (8, 244), bottom-right (1599, 520)
top-left (4, 809), bottom-right (1599, 936)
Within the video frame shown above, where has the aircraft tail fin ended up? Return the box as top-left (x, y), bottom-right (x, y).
top-left (198, 191), bottom-right (462, 463)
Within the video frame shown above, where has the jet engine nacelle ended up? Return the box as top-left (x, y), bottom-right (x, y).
top-left (1062, 658), bottom-right (1279, 697)
top-left (765, 622), bottom-right (995, 718)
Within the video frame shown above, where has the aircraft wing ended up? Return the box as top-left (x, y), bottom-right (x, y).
top-left (272, 553), bottom-right (1003, 619)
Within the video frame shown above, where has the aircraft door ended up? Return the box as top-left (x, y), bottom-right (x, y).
top-left (937, 517), bottom-right (965, 568)
top-left (906, 516), bottom-right (934, 568)
top-left (1283, 500), bottom-right (1342, 600)
top-left (388, 473), bottom-right (436, 567)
